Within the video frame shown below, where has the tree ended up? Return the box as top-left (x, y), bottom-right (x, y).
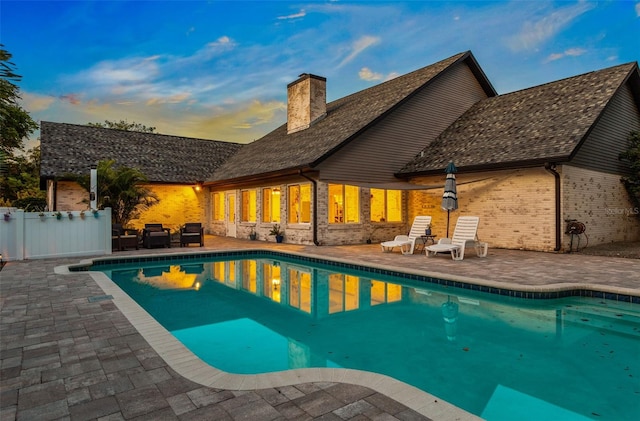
top-left (74, 159), bottom-right (159, 226)
top-left (619, 130), bottom-right (640, 217)
top-left (0, 145), bottom-right (46, 210)
top-left (87, 119), bottom-right (156, 133)
top-left (0, 44), bottom-right (38, 153)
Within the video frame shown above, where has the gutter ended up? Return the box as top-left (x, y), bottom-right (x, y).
top-left (544, 163), bottom-right (562, 252)
top-left (299, 171), bottom-right (320, 246)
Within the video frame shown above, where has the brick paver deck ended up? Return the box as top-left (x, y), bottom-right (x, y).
top-left (1, 236), bottom-right (638, 420)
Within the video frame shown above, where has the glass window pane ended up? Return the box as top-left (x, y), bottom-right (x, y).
top-left (386, 190), bottom-right (402, 222)
top-left (300, 184), bottom-right (311, 223)
top-left (328, 184), bottom-right (343, 224)
top-left (288, 185), bottom-right (300, 223)
top-left (344, 185), bottom-right (359, 223)
top-left (370, 188), bottom-right (385, 222)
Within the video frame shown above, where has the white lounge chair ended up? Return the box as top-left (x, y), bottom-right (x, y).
top-left (381, 216), bottom-right (432, 255)
top-left (425, 216), bottom-right (487, 260)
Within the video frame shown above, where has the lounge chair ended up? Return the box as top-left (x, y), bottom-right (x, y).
top-left (180, 222), bottom-right (204, 247)
top-left (111, 223), bottom-right (139, 251)
top-left (381, 216), bottom-right (432, 255)
top-left (142, 223), bottom-right (171, 249)
top-left (425, 216), bottom-right (487, 260)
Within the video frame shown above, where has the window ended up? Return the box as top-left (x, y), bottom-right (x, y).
top-left (288, 184), bottom-right (311, 223)
top-left (370, 280), bottom-right (402, 306)
top-left (241, 190), bottom-right (257, 222)
top-left (262, 263), bottom-right (281, 303)
top-left (328, 184), bottom-right (359, 224)
top-left (262, 187), bottom-right (281, 223)
top-left (289, 269), bottom-right (311, 313)
top-left (212, 192), bottom-right (224, 221)
top-left (241, 260), bottom-right (256, 293)
top-left (328, 274), bottom-right (359, 313)
top-left (370, 189), bottom-right (402, 222)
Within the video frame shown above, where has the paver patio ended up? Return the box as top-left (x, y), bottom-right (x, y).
top-left (1, 236), bottom-right (638, 420)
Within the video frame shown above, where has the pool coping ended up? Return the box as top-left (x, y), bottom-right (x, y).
top-left (56, 248), bottom-right (639, 421)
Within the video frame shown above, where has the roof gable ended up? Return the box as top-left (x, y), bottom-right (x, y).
top-left (40, 122), bottom-right (243, 183)
top-left (209, 51), bottom-right (495, 182)
top-left (399, 62), bottom-right (639, 175)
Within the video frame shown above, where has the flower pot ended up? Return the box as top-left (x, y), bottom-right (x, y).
top-left (249, 233), bottom-right (257, 240)
top-left (39, 214), bottom-right (46, 221)
top-left (56, 213), bottom-right (62, 220)
top-left (3, 213), bottom-right (10, 221)
top-left (275, 235), bottom-right (283, 243)
top-left (68, 213), bottom-right (73, 220)
top-left (425, 228), bottom-right (432, 235)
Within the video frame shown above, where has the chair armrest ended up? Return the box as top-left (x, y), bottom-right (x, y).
top-left (163, 228), bottom-right (171, 235)
top-left (437, 238), bottom-right (452, 245)
top-left (123, 228), bottom-right (138, 235)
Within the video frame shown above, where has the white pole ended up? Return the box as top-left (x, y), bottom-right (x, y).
top-left (90, 165), bottom-right (97, 209)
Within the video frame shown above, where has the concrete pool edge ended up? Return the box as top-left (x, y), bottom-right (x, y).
top-left (55, 261), bottom-right (481, 421)
top-left (72, 248), bottom-right (640, 300)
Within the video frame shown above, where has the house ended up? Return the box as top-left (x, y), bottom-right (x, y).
top-left (397, 61), bottom-right (640, 251)
top-left (39, 51), bottom-right (640, 251)
top-left (39, 122), bottom-right (243, 230)
top-left (205, 51), bottom-right (497, 245)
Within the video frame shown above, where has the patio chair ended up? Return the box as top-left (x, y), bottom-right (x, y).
top-left (180, 222), bottom-right (204, 247)
top-left (142, 223), bottom-right (171, 249)
top-left (381, 215), bottom-right (432, 255)
top-left (112, 223), bottom-right (139, 251)
top-left (425, 216), bottom-right (487, 260)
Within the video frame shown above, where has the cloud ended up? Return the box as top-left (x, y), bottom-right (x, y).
top-left (338, 35), bottom-right (381, 67)
top-left (636, 2), bottom-right (640, 17)
top-left (278, 9), bottom-right (306, 20)
top-left (358, 67), bottom-right (383, 81)
top-left (22, 92), bottom-right (55, 112)
top-left (507, 2), bottom-right (595, 51)
top-left (544, 47), bottom-right (587, 62)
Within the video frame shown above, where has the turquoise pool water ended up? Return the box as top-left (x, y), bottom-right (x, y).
top-left (100, 253), bottom-right (640, 420)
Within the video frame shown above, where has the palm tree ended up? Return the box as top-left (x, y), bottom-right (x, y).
top-left (75, 160), bottom-right (159, 226)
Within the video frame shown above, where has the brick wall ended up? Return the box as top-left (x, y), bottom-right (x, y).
top-left (409, 168), bottom-right (557, 251)
top-left (56, 182), bottom-right (204, 232)
top-left (562, 165), bottom-right (640, 247)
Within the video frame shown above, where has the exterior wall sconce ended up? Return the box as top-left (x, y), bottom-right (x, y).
top-left (194, 181), bottom-right (203, 192)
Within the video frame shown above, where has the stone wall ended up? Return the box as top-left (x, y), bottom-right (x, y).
top-left (561, 165), bottom-right (640, 247)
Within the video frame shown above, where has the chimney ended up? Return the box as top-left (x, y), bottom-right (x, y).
top-left (287, 73), bottom-right (327, 134)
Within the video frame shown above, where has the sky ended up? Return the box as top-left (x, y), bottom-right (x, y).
top-left (2, 0), bottom-right (639, 151)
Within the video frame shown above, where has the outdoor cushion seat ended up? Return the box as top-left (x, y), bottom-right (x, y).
top-left (180, 222), bottom-right (204, 247)
top-left (381, 215), bottom-right (432, 255)
top-left (142, 224), bottom-right (171, 248)
top-left (112, 223), bottom-right (139, 251)
top-left (426, 216), bottom-right (486, 260)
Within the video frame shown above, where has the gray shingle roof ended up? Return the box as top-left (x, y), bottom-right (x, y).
top-left (398, 62), bottom-right (639, 175)
top-left (209, 51), bottom-right (488, 182)
top-left (40, 122), bottom-right (243, 183)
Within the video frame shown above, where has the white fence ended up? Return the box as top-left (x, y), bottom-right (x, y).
top-left (0, 208), bottom-right (112, 261)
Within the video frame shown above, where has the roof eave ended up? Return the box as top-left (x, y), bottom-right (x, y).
top-left (395, 156), bottom-right (571, 178)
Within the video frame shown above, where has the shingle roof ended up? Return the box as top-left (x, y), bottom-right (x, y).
top-left (40, 122), bottom-right (243, 183)
top-left (209, 51), bottom-right (490, 182)
top-left (398, 62), bottom-right (639, 175)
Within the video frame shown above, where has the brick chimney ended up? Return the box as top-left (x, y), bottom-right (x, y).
top-left (287, 73), bottom-right (327, 134)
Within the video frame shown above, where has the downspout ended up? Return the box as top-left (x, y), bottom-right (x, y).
top-left (299, 171), bottom-right (320, 246)
top-left (544, 163), bottom-right (562, 252)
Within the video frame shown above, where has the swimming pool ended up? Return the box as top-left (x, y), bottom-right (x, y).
top-left (92, 251), bottom-right (640, 421)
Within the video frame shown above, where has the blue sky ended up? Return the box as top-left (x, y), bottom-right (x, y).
top-left (2, 1), bottom-right (639, 150)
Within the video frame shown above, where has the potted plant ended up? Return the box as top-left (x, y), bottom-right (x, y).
top-left (67, 211), bottom-right (74, 220)
top-left (92, 209), bottom-right (99, 218)
top-left (249, 228), bottom-right (257, 240)
top-left (425, 223), bottom-right (432, 236)
top-left (79, 210), bottom-right (86, 219)
top-left (55, 211), bottom-right (62, 220)
top-left (39, 212), bottom-right (46, 221)
top-left (269, 224), bottom-right (284, 243)
top-left (3, 211), bottom-right (10, 222)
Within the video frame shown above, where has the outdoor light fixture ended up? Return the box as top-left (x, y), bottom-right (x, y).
top-left (194, 181), bottom-right (203, 192)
